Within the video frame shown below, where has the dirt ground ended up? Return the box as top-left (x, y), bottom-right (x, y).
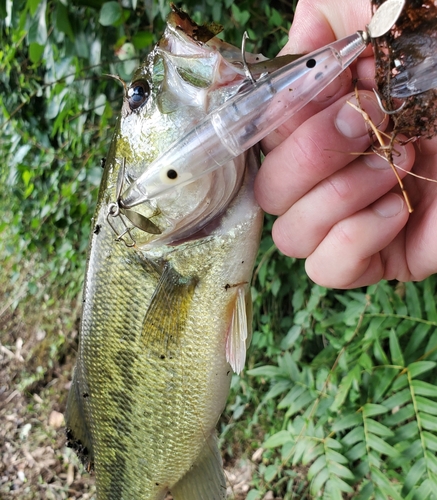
top-left (0, 284), bottom-right (271, 500)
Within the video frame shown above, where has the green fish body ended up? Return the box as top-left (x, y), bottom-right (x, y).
top-left (66, 7), bottom-right (266, 499)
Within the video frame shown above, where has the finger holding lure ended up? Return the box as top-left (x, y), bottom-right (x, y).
top-left (116, 0), bottom-right (405, 217)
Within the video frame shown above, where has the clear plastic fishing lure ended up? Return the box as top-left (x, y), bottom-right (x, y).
top-left (119, 0), bottom-right (405, 211)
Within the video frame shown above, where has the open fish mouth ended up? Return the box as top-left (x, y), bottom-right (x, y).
top-left (101, 6), bottom-right (273, 249)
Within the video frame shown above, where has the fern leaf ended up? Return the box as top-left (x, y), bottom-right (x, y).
top-left (371, 468), bottom-right (403, 500)
top-left (366, 418), bottom-right (394, 437)
top-left (322, 479), bottom-right (343, 500)
top-left (302, 442), bottom-right (324, 465)
top-left (404, 439), bottom-right (424, 460)
top-left (277, 385), bottom-right (307, 409)
top-left (404, 323), bottom-right (433, 361)
top-left (362, 403), bottom-right (389, 418)
top-left (409, 361), bottom-right (437, 378)
top-left (390, 328), bottom-right (405, 366)
top-left (383, 404), bottom-right (415, 426)
top-left (325, 437), bottom-right (343, 450)
top-left (341, 425), bottom-right (365, 446)
top-left (368, 450), bottom-right (382, 468)
top-left (403, 457), bottom-right (426, 493)
top-left (355, 481), bottom-right (374, 500)
top-left (425, 451), bottom-right (437, 474)
top-left (392, 372), bottom-right (409, 391)
top-left (413, 478), bottom-right (435, 500)
top-left (332, 413), bottom-right (362, 433)
top-left (292, 437), bottom-right (312, 465)
top-left (310, 467), bottom-right (329, 495)
top-left (370, 366), bottom-right (398, 402)
top-left (367, 433), bottom-right (399, 457)
top-left (416, 395), bottom-right (437, 414)
top-left (405, 282), bottom-right (423, 318)
top-left (308, 454), bottom-right (327, 480)
top-left (284, 390), bottom-right (315, 418)
top-left (383, 387), bottom-right (414, 409)
top-left (423, 277), bottom-right (437, 322)
top-left (330, 364), bottom-right (361, 412)
top-left (412, 380), bottom-right (437, 398)
top-left (420, 413), bottom-right (437, 432)
top-left (394, 420), bottom-right (419, 441)
top-left (325, 448), bottom-right (347, 464)
top-left (345, 441), bottom-right (367, 461)
top-left (423, 431), bottom-right (437, 452)
top-left (263, 430), bottom-right (293, 448)
top-left (428, 472), bottom-right (437, 491)
top-left (327, 460), bottom-right (354, 480)
top-left (325, 476), bottom-right (354, 496)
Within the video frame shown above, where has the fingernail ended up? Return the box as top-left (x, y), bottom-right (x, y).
top-left (364, 144), bottom-right (409, 170)
top-left (372, 193), bottom-right (404, 218)
top-left (335, 94), bottom-right (385, 138)
top-left (363, 151), bottom-right (391, 170)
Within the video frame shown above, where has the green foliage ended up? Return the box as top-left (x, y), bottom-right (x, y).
top-left (0, 0), bottom-right (292, 298)
top-left (240, 271), bottom-right (437, 499)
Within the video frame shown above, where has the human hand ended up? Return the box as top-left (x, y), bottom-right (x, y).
top-left (255, 0), bottom-right (437, 288)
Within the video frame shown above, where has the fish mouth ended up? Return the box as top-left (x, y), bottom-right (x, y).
top-left (112, 6), bottom-right (268, 249)
top-left (107, 157), bottom-right (247, 249)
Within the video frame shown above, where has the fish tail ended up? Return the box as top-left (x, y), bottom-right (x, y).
top-left (170, 433), bottom-right (227, 500)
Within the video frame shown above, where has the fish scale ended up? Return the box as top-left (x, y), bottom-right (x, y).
top-left (65, 6), bottom-right (266, 499)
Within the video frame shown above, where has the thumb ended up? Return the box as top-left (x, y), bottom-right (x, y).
top-left (280, 0), bottom-right (372, 54)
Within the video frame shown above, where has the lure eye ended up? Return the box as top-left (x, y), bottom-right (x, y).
top-left (127, 80), bottom-right (150, 111)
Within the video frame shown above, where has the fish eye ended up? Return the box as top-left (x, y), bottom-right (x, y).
top-left (127, 80), bottom-right (150, 111)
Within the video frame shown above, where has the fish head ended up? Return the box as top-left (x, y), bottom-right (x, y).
top-left (106, 5), bottom-right (265, 248)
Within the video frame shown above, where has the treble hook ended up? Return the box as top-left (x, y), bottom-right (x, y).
top-left (106, 158), bottom-right (162, 247)
top-left (241, 32), bottom-right (256, 84)
top-left (373, 89), bottom-right (407, 115)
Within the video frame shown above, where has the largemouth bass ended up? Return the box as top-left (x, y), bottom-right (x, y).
top-left (66, 7), bottom-right (268, 500)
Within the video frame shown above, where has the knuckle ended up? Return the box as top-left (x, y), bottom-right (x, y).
top-left (331, 219), bottom-right (356, 248)
top-left (292, 134), bottom-right (327, 178)
top-left (323, 174), bottom-right (355, 204)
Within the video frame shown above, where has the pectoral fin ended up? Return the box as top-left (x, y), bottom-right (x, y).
top-left (142, 263), bottom-right (197, 357)
top-left (170, 433), bottom-right (227, 500)
top-left (226, 285), bottom-right (252, 375)
top-left (65, 367), bottom-right (94, 471)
